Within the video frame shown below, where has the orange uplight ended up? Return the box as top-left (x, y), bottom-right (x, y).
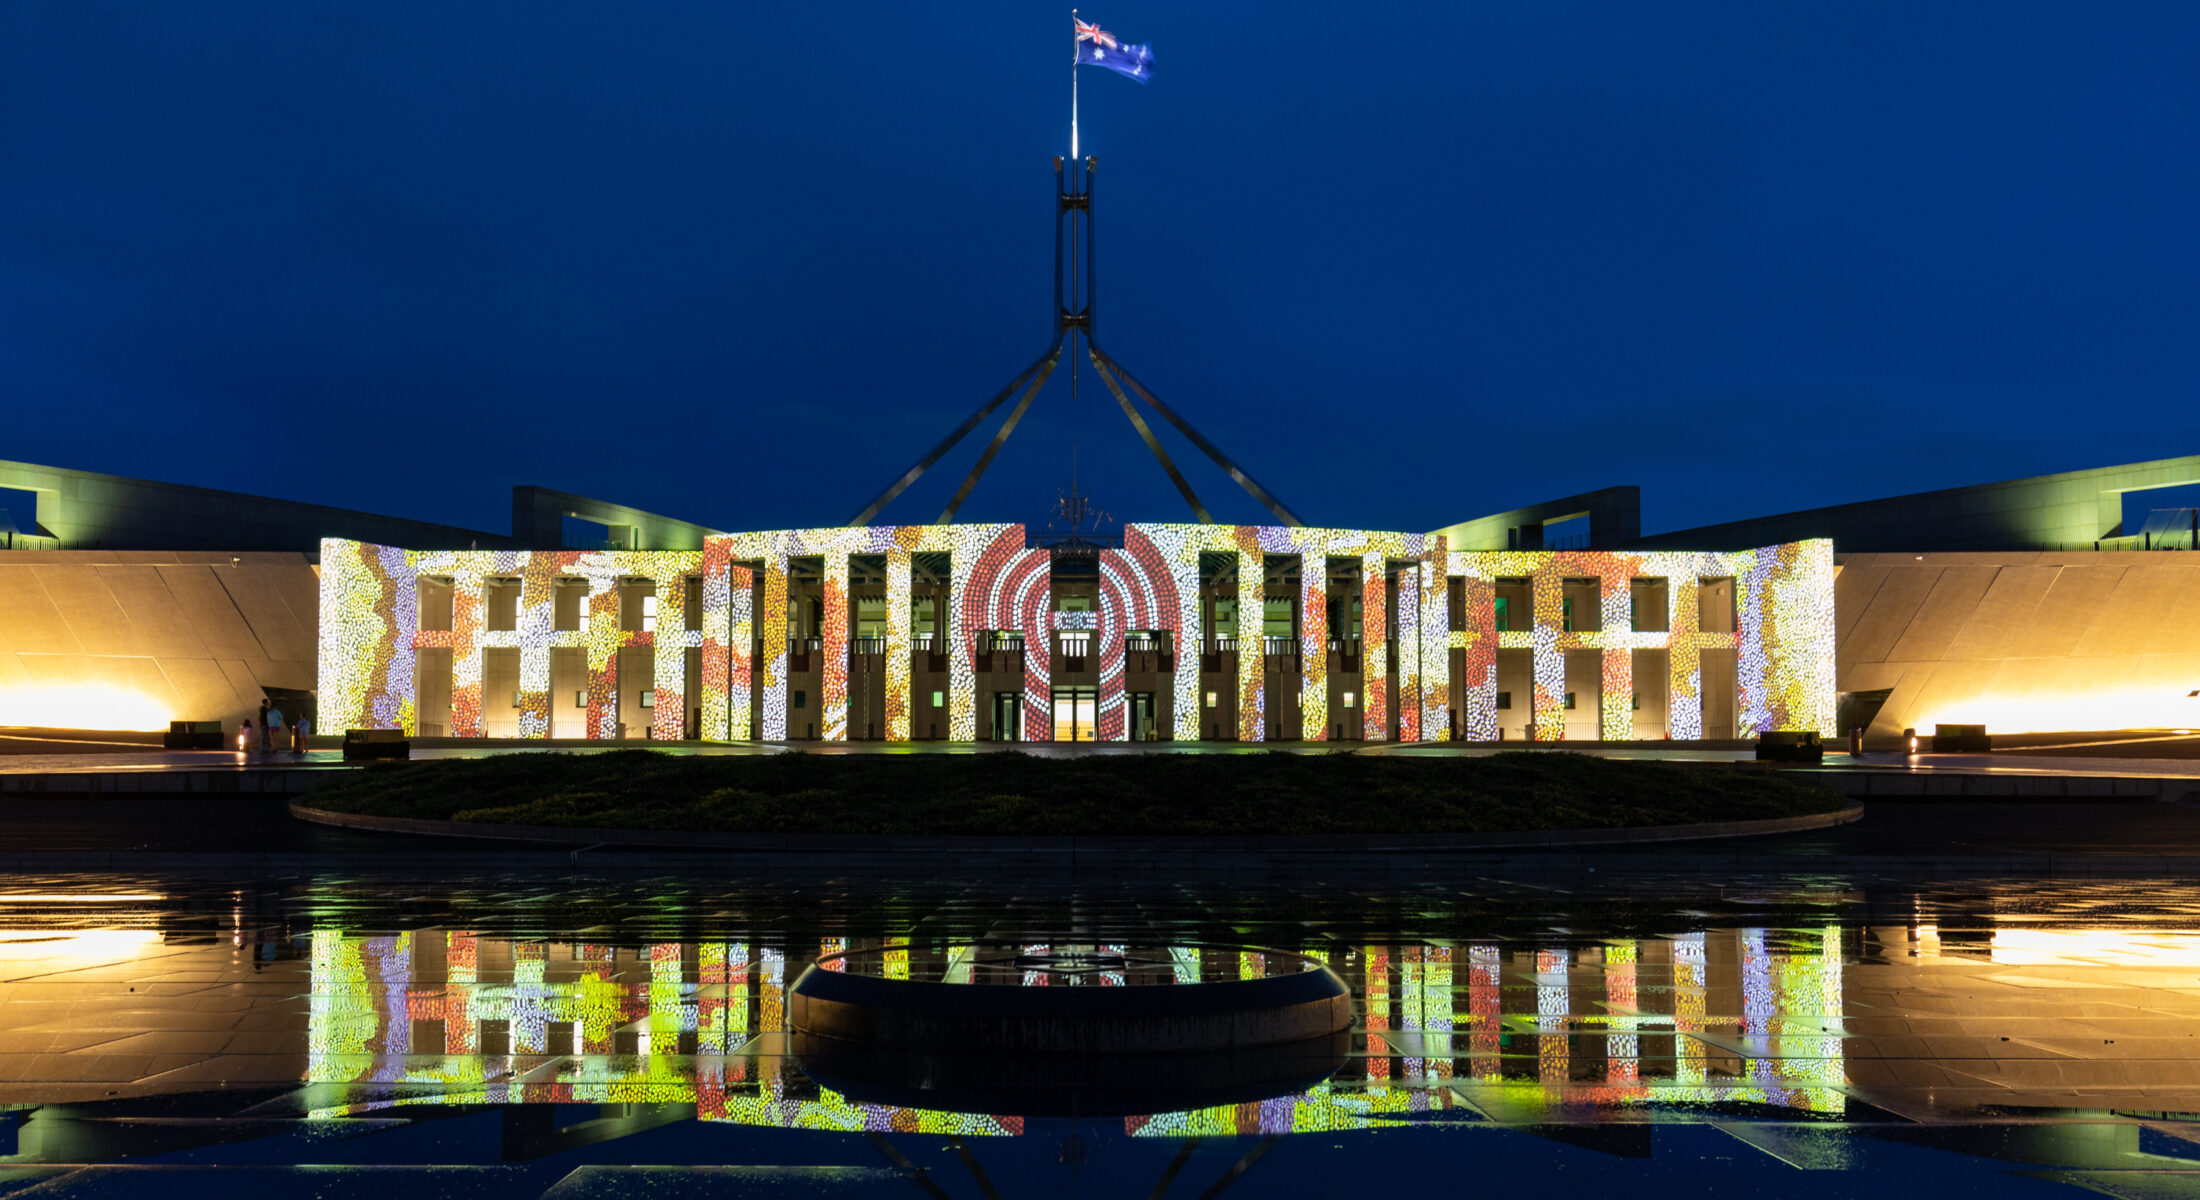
top-left (0, 684), bottom-right (170, 731)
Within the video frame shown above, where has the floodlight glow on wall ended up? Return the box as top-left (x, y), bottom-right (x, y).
top-left (0, 684), bottom-right (170, 732)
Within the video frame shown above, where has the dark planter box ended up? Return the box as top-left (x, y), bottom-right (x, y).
top-left (1932, 724), bottom-right (1991, 753)
top-left (163, 720), bottom-right (225, 750)
top-left (342, 729), bottom-right (411, 760)
top-left (1754, 730), bottom-right (1824, 763)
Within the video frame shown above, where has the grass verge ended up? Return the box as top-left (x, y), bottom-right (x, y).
top-left (299, 750), bottom-right (1846, 837)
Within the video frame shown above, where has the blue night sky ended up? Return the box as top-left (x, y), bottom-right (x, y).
top-left (3, 2), bottom-right (2197, 539)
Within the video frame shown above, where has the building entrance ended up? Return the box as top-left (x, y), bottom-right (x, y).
top-left (991, 692), bottom-right (1021, 741)
top-left (1052, 687), bottom-right (1097, 742)
top-left (1129, 692), bottom-right (1156, 741)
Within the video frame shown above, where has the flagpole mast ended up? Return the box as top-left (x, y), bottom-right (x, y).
top-left (1070, 8), bottom-right (1080, 163)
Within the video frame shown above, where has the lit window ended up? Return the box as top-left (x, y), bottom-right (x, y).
top-left (639, 690), bottom-right (656, 710)
top-left (641, 593), bottom-right (658, 633)
top-left (1342, 691), bottom-right (1356, 709)
top-left (1205, 691), bottom-right (1217, 708)
top-left (1493, 596), bottom-right (1510, 631)
top-left (931, 690), bottom-right (944, 707)
top-left (574, 691), bottom-right (588, 707)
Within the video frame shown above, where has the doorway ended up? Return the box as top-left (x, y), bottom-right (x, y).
top-left (1129, 692), bottom-right (1156, 741)
top-left (991, 691), bottom-right (1022, 741)
top-left (1052, 687), bottom-right (1096, 742)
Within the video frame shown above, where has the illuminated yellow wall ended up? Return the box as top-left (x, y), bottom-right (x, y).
top-left (1838, 551), bottom-right (2200, 735)
top-left (0, 551), bottom-right (318, 730)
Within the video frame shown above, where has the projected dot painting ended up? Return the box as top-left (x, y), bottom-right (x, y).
top-left (304, 927), bottom-right (1846, 1129)
top-left (319, 540), bottom-right (708, 740)
top-left (960, 524), bottom-right (1052, 742)
top-left (320, 531), bottom-right (1832, 742)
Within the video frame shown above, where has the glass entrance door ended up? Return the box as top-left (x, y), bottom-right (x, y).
top-left (1051, 687), bottom-right (1096, 742)
top-left (992, 692), bottom-right (1021, 741)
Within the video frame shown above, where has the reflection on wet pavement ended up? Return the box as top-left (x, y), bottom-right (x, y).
top-left (3, 874), bottom-right (2200, 1195)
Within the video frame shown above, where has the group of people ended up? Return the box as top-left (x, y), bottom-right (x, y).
top-left (238, 699), bottom-right (311, 754)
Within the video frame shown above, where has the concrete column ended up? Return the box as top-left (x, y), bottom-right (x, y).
top-left (1665, 574), bottom-right (1703, 739)
top-left (885, 547), bottom-right (912, 741)
top-left (1299, 552), bottom-right (1327, 742)
top-left (822, 553), bottom-right (851, 741)
top-left (516, 556), bottom-right (555, 738)
top-left (1360, 550), bottom-right (1389, 741)
top-left (1457, 574), bottom-right (1498, 740)
top-left (1397, 563), bottom-right (1422, 742)
top-left (650, 571), bottom-right (686, 741)
top-left (947, 553), bottom-right (978, 742)
top-left (583, 575), bottom-right (620, 739)
top-left (1235, 543), bottom-right (1264, 742)
top-left (1530, 566), bottom-right (1565, 740)
top-left (727, 565), bottom-right (753, 740)
top-left (1171, 554), bottom-right (1204, 742)
top-left (698, 543), bottom-right (733, 741)
top-left (758, 555), bottom-right (789, 740)
top-left (1598, 568), bottom-right (1634, 741)
top-left (1419, 538), bottom-right (1451, 741)
top-left (451, 571), bottom-right (486, 738)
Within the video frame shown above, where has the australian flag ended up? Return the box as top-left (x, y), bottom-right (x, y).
top-left (1075, 18), bottom-right (1152, 83)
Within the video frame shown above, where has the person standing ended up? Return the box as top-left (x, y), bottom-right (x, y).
top-left (256, 700), bottom-right (271, 752)
top-left (292, 713), bottom-right (311, 754)
top-left (266, 703), bottom-right (285, 754)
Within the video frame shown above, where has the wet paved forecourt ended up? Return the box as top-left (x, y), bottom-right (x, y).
top-left (5, 750), bottom-right (2200, 1194)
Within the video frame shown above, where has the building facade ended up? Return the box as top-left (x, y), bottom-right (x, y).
top-left (317, 526), bottom-right (1835, 743)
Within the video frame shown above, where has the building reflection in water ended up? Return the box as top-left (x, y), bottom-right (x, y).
top-left (304, 926), bottom-right (1847, 1134)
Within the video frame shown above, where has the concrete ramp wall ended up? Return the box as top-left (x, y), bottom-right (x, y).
top-left (1838, 551), bottom-right (2200, 736)
top-left (0, 551), bottom-right (318, 731)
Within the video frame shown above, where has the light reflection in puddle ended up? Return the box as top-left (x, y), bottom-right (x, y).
top-left (298, 927), bottom-right (1850, 1133)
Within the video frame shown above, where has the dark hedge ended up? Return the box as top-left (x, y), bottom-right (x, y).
top-left (298, 749), bottom-right (1846, 837)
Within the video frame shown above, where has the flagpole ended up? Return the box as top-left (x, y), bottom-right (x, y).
top-left (1070, 9), bottom-right (1080, 163)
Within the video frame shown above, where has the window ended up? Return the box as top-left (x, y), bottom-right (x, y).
top-left (639, 690), bottom-right (655, 709)
top-left (1496, 691), bottom-right (1512, 710)
top-left (1564, 692), bottom-right (1576, 710)
top-left (641, 593), bottom-right (658, 633)
top-left (1493, 596), bottom-right (1510, 632)
top-left (1631, 693), bottom-right (1640, 710)
top-left (574, 691), bottom-right (588, 707)
top-left (793, 690), bottom-right (807, 709)
top-left (1342, 691), bottom-right (1356, 709)
top-left (931, 690), bottom-right (944, 708)
top-left (1205, 691), bottom-right (1218, 709)
top-left (1561, 598), bottom-right (1573, 633)
top-left (1263, 598), bottom-right (1293, 637)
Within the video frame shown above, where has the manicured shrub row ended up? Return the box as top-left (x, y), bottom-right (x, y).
top-left (301, 749), bottom-right (1846, 837)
